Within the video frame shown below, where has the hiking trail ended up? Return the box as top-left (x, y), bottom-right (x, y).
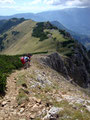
top-left (0, 55), bottom-right (90, 120)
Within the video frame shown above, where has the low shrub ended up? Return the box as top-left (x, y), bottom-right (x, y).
top-left (0, 73), bottom-right (6, 93)
top-left (0, 55), bottom-right (23, 94)
top-left (32, 22), bottom-right (55, 41)
top-left (12, 31), bottom-right (20, 36)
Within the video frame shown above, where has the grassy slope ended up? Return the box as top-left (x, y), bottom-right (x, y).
top-left (0, 20), bottom-right (74, 55)
top-left (1, 20), bottom-right (37, 55)
top-left (0, 55), bottom-right (90, 119)
top-left (5, 55), bottom-right (89, 120)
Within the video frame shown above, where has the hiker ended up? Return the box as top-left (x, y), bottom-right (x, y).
top-left (20, 54), bottom-right (32, 69)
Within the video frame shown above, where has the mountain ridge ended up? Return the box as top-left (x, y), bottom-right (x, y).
top-left (0, 8), bottom-right (90, 35)
top-left (0, 19), bottom-right (90, 88)
top-left (0, 19), bottom-right (75, 55)
top-left (0, 16), bottom-right (90, 120)
top-left (51, 21), bottom-right (90, 50)
top-left (0, 8), bottom-right (90, 50)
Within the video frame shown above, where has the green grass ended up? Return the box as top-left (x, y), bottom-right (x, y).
top-left (16, 74), bottom-right (27, 87)
top-left (0, 20), bottom-right (76, 57)
top-left (16, 88), bottom-right (29, 105)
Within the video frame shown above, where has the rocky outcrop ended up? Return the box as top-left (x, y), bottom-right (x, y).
top-left (65, 43), bottom-right (90, 87)
top-left (41, 52), bottom-right (69, 80)
top-left (43, 107), bottom-right (63, 120)
top-left (41, 43), bottom-right (90, 88)
top-left (0, 54), bottom-right (90, 120)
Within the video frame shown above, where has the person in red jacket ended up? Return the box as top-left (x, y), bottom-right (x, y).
top-left (21, 56), bottom-right (25, 65)
top-left (20, 54), bottom-right (32, 69)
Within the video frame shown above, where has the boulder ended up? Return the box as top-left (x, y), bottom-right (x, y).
top-left (43, 107), bottom-right (63, 120)
top-left (20, 108), bottom-right (25, 113)
top-left (1, 101), bottom-right (7, 107)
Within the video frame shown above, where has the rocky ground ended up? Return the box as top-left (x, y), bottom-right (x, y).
top-left (0, 55), bottom-right (90, 120)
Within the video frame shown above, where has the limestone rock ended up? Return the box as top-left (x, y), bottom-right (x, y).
top-left (31, 104), bottom-right (39, 112)
top-left (20, 103), bottom-right (26, 108)
top-left (30, 114), bottom-right (36, 119)
top-left (1, 101), bottom-right (7, 107)
top-left (43, 107), bottom-right (63, 120)
top-left (36, 99), bottom-right (41, 104)
top-left (20, 108), bottom-right (25, 113)
top-left (37, 74), bottom-right (44, 84)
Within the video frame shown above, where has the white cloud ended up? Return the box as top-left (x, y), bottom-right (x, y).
top-left (44, 0), bottom-right (62, 5)
top-left (23, 0), bottom-right (42, 6)
top-left (31, 0), bottom-right (42, 5)
top-left (66, 0), bottom-right (90, 7)
top-left (44, 0), bottom-right (90, 7)
top-left (0, 0), bottom-right (15, 4)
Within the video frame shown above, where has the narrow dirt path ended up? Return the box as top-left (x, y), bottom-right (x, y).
top-left (5, 71), bottom-right (18, 105)
top-left (0, 70), bottom-right (20, 120)
top-left (0, 55), bottom-right (90, 120)
top-left (0, 56), bottom-right (36, 120)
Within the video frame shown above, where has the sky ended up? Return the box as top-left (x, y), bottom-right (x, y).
top-left (0, 0), bottom-right (90, 15)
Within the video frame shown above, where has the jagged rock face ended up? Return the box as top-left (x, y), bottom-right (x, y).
top-left (69, 43), bottom-right (90, 87)
top-left (41, 53), bottom-right (69, 80)
top-left (41, 45), bottom-right (90, 88)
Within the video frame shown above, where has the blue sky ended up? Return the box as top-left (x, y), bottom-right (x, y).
top-left (0, 0), bottom-right (90, 15)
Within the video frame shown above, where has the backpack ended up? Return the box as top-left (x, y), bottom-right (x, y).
top-left (21, 57), bottom-right (25, 64)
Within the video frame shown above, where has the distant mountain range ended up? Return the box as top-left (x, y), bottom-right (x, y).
top-left (0, 8), bottom-right (90, 35)
top-left (37, 8), bottom-right (90, 35)
top-left (0, 8), bottom-right (90, 49)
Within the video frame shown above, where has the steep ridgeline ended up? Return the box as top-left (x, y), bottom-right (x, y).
top-left (51, 21), bottom-right (90, 50)
top-left (0, 18), bottom-right (25, 34)
top-left (0, 20), bottom-right (76, 55)
top-left (41, 51), bottom-right (90, 88)
top-left (32, 22), bottom-right (90, 88)
top-left (0, 20), bottom-right (90, 88)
